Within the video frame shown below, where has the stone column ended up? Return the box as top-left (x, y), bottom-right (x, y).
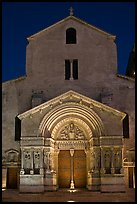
top-left (101, 147), bottom-right (105, 174)
top-left (70, 60), bottom-right (73, 80)
top-left (111, 147), bottom-right (115, 174)
top-left (20, 148), bottom-right (25, 174)
top-left (70, 149), bottom-right (75, 190)
top-left (40, 149), bottom-right (44, 175)
top-left (21, 149), bottom-right (24, 169)
top-left (30, 149), bottom-right (34, 174)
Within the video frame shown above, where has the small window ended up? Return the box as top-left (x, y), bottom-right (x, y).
top-left (65, 60), bottom-right (70, 80)
top-left (66, 28), bottom-right (76, 44)
top-left (65, 59), bottom-right (78, 80)
top-left (73, 59), bottom-right (78, 79)
top-left (123, 114), bottom-right (129, 138)
top-left (15, 116), bottom-right (21, 141)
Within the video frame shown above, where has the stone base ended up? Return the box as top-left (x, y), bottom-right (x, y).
top-left (87, 176), bottom-right (101, 191)
top-left (20, 185), bottom-right (44, 193)
top-left (44, 170), bottom-right (57, 191)
top-left (101, 184), bottom-right (126, 192)
top-left (20, 174), bottom-right (44, 193)
top-left (101, 175), bottom-right (125, 192)
top-left (87, 184), bottom-right (100, 191)
top-left (44, 185), bottom-right (57, 191)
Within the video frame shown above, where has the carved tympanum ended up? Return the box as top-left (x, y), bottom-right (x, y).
top-left (60, 123), bottom-right (85, 140)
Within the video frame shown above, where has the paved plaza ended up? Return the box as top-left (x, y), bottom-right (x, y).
top-left (2, 188), bottom-right (135, 202)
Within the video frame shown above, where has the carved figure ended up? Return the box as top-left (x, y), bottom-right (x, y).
top-left (60, 123), bottom-right (85, 140)
top-left (34, 151), bottom-right (40, 169)
top-left (104, 150), bottom-right (111, 173)
top-left (24, 151), bottom-right (31, 169)
top-left (44, 151), bottom-right (50, 170)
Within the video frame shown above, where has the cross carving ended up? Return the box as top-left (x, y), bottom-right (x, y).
top-left (69, 7), bottom-right (74, 16)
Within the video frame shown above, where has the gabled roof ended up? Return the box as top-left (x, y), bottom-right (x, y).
top-left (18, 90), bottom-right (126, 120)
top-left (27, 15), bottom-right (116, 41)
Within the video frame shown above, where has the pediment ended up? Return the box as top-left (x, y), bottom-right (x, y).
top-left (18, 90), bottom-right (126, 120)
top-left (27, 15), bottom-right (115, 41)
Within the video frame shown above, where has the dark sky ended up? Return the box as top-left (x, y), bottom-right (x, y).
top-left (2, 2), bottom-right (135, 82)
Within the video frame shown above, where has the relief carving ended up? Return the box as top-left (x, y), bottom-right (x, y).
top-left (7, 151), bottom-right (18, 162)
top-left (60, 123), bottom-right (85, 140)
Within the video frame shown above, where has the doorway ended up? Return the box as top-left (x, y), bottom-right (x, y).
top-left (6, 167), bottom-right (19, 189)
top-left (128, 167), bottom-right (135, 188)
top-left (58, 150), bottom-right (86, 188)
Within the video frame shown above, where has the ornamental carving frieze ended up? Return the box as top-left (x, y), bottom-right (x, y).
top-left (60, 122), bottom-right (85, 140)
top-left (56, 140), bottom-right (87, 150)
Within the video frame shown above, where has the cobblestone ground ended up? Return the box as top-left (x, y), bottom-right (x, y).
top-left (2, 188), bottom-right (135, 202)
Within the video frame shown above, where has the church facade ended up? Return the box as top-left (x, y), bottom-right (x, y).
top-left (2, 13), bottom-right (135, 193)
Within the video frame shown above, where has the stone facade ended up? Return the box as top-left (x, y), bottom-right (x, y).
top-left (2, 14), bottom-right (135, 192)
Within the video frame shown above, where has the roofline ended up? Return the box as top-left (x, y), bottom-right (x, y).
top-left (2, 75), bottom-right (26, 85)
top-left (27, 15), bottom-right (116, 41)
top-left (116, 74), bottom-right (135, 82)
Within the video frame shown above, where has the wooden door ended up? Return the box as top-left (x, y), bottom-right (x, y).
top-left (58, 150), bottom-right (86, 188)
top-left (58, 150), bottom-right (71, 188)
top-left (74, 150), bottom-right (86, 188)
top-left (128, 167), bottom-right (133, 188)
top-left (7, 167), bottom-right (18, 189)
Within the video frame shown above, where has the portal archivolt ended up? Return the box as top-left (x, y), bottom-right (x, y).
top-left (38, 102), bottom-right (105, 138)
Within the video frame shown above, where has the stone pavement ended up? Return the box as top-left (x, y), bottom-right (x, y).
top-left (2, 188), bottom-right (135, 202)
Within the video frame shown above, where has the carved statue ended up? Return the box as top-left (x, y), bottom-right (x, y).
top-left (34, 151), bottom-right (40, 169)
top-left (69, 123), bottom-right (75, 139)
top-left (90, 149), bottom-right (100, 172)
top-left (90, 151), bottom-right (95, 170)
top-left (114, 150), bottom-right (122, 173)
top-left (24, 151), bottom-right (31, 169)
top-left (44, 151), bottom-right (50, 170)
top-left (104, 150), bottom-right (111, 173)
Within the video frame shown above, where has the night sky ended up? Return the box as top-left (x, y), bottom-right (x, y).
top-left (2, 2), bottom-right (135, 82)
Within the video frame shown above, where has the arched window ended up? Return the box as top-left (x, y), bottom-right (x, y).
top-left (66, 28), bottom-right (76, 44)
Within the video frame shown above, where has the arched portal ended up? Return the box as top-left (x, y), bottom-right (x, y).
top-left (39, 102), bottom-right (105, 191)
